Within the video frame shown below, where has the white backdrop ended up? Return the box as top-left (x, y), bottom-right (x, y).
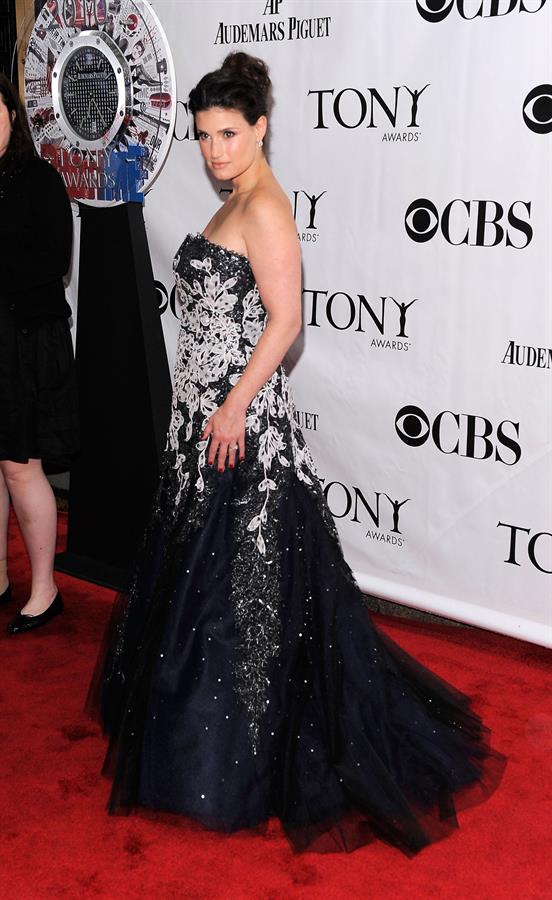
top-left (80, 0), bottom-right (552, 647)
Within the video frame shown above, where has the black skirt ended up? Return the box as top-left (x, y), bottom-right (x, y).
top-left (89, 471), bottom-right (506, 855)
top-left (0, 300), bottom-right (79, 473)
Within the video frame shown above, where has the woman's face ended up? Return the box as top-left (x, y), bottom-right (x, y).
top-left (195, 106), bottom-right (266, 182)
top-left (0, 95), bottom-right (14, 158)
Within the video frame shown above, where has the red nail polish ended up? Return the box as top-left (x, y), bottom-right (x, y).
top-left (229, 464), bottom-right (234, 470)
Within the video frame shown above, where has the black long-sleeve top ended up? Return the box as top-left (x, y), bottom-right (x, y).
top-left (0, 156), bottom-right (73, 327)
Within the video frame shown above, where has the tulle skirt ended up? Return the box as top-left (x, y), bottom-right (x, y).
top-left (88, 468), bottom-right (506, 854)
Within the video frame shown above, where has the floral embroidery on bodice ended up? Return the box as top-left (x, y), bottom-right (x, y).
top-left (168, 233), bottom-right (319, 552)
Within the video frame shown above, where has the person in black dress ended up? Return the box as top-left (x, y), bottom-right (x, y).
top-left (89, 54), bottom-right (505, 854)
top-left (0, 74), bottom-right (78, 634)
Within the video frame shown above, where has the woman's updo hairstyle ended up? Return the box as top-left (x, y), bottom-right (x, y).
top-left (188, 52), bottom-right (271, 125)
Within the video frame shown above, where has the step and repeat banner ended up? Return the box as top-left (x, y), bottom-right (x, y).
top-left (142, 0), bottom-right (551, 647)
top-left (33, 0), bottom-right (552, 647)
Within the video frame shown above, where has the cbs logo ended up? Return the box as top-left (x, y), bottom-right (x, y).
top-left (523, 84), bottom-right (552, 134)
top-left (395, 405), bottom-right (521, 465)
top-left (416, 0), bottom-right (547, 23)
top-left (404, 198), bottom-right (532, 248)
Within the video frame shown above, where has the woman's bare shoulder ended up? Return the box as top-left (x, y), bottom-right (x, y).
top-left (242, 181), bottom-right (295, 238)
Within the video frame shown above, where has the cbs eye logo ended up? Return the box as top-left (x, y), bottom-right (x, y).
top-left (395, 405), bottom-right (430, 446)
top-left (155, 280), bottom-right (180, 319)
top-left (416, 0), bottom-right (455, 22)
top-left (523, 85), bottom-right (552, 134)
top-left (404, 199), bottom-right (439, 243)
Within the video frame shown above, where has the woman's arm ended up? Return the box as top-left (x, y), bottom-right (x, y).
top-left (30, 161), bottom-right (73, 285)
top-left (202, 193), bottom-right (302, 471)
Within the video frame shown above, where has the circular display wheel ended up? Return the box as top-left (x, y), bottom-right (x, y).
top-left (24, 0), bottom-right (176, 206)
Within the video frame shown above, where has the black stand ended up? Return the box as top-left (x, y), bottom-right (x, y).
top-left (55, 202), bottom-right (171, 590)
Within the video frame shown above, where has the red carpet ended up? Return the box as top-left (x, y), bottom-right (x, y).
top-left (1, 511), bottom-right (550, 899)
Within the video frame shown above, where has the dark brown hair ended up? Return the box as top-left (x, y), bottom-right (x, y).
top-left (0, 73), bottom-right (36, 170)
top-left (188, 52), bottom-right (271, 125)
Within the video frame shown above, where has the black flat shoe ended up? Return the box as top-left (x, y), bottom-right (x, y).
top-left (0, 584), bottom-right (12, 605)
top-left (7, 592), bottom-right (63, 635)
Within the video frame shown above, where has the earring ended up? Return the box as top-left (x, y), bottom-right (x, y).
top-left (257, 139), bottom-right (263, 148)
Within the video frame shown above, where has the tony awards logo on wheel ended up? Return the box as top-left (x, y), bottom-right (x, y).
top-left (415, 0), bottom-right (548, 23)
top-left (320, 478), bottom-right (410, 549)
top-left (523, 84), bottom-right (552, 133)
top-left (24, 0), bottom-right (176, 205)
top-left (404, 198), bottom-right (533, 248)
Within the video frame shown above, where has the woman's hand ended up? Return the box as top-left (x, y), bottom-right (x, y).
top-left (201, 400), bottom-right (246, 471)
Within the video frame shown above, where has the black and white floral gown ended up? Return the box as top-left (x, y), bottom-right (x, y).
top-left (90, 233), bottom-right (505, 854)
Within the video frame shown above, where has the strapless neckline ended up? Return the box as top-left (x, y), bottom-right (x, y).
top-left (188, 232), bottom-right (250, 263)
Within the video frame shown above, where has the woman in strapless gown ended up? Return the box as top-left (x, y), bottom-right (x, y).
top-left (88, 52), bottom-right (505, 855)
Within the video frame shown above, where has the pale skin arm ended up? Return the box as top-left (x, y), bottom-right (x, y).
top-left (201, 196), bottom-right (302, 471)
